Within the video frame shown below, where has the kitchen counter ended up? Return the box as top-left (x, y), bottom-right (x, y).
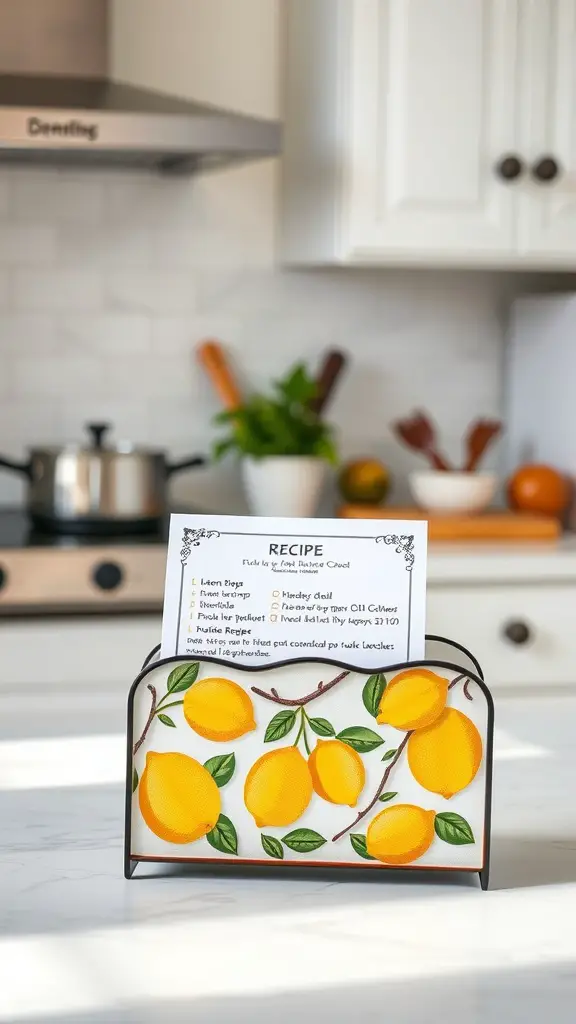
top-left (427, 536), bottom-right (576, 583)
top-left (2, 678), bottom-right (575, 1022)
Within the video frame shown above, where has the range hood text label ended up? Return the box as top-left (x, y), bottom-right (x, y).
top-left (27, 117), bottom-right (99, 142)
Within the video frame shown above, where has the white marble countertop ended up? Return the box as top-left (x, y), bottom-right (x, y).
top-left (1, 680), bottom-right (575, 1023)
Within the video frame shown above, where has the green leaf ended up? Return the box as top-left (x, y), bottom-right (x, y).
top-left (264, 709), bottom-right (297, 742)
top-left (362, 673), bottom-right (387, 718)
top-left (203, 752), bottom-right (236, 788)
top-left (261, 834), bottom-right (284, 860)
top-left (166, 662), bottom-right (199, 693)
top-left (350, 834), bottom-right (375, 860)
top-left (337, 726), bottom-right (384, 753)
top-left (132, 767), bottom-right (139, 792)
top-left (308, 717), bottom-right (335, 737)
top-left (158, 714), bottom-right (176, 727)
top-left (381, 748), bottom-right (397, 761)
top-left (206, 814), bottom-right (238, 856)
top-left (282, 828), bottom-right (327, 854)
top-left (378, 791), bottom-right (398, 803)
top-left (434, 812), bottom-right (475, 846)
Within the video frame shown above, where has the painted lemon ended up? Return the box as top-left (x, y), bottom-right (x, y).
top-left (308, 739), bottom-right (366, 807)
top-left (183, 676), bottom-right (256, 741)
top-left (366, 803), bottom-right (436, 865)
top-left (377, 668), bottom-right (448, 731)
top-left (407, 707), bottom-right (482, 798)
top-left (139, 751), bottom-right (221, 844)
top-left (244, 746), bottom-right (313, 828)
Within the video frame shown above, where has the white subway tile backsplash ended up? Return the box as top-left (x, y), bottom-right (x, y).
top-left (102, 353), bottom-right (194, 399)
top-left (54, 400), bottom-right (155, 445)
top-left (0, 224), bottom-right (56, 266)
top-left (13, 269), bottom-right (103, 311)
top-left (12, 354), bottom-right (105, 397)
top-left (105, 270), bottom-right (195, 314)
top-left (0, 270), bottom-right (9, 309)
top-left (13, 173), bottom-right (104, 225)
top-left (0, 176), bottom-right (11, 217)
top-left (0, 313), bottom-right (56, 352)
top-left (151, 314), bottom-right (241, 354)
top-left (0, 165), bottom-right (564, 509)
top-left (56, 313), bottom-right (152, 354)
top-left (57, 224), bottom-right (152, 269)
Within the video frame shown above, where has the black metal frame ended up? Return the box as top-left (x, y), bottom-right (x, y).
top-left (125, 634), bottom-right (494, 890)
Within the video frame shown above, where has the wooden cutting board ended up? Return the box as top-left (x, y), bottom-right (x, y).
top-left (337, 505), bottom-right (561, 541)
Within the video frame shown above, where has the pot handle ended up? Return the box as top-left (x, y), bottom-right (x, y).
top-left (0, 455), bottom-right (32, 479)
top-left (166, 455), bottom-right (206, 476)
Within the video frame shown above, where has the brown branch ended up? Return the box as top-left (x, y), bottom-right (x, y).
top-left (251, 670), bottom-right (350, 707)
top-left (448, 673), bottom-right (474, 700)
top-left (331, 671), bottom-right (475, 844)
top-left (332, 731), bottom-right (411, 843)
top-left (133, 684), bottom-right (158, 756)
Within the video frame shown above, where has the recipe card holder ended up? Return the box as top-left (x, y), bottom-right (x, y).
top-left (125, 634), bottom-right (493, 889)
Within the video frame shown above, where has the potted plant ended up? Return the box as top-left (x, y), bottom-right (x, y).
top-left (214, 363), bottom-right (338, 517)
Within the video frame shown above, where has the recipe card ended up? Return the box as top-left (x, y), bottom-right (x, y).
top-left (160, 514), bottom-right (427, 669)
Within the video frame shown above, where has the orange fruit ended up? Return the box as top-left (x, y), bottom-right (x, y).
top-left (507, 464), bottom-right (570, 516)
top-left (339, 459), bottom-right (391, 504)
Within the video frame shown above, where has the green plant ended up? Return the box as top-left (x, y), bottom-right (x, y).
top-left (213, 363), bottom-right (338, 462)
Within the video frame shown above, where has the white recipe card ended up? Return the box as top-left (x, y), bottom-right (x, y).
top-left (160, 514), bottom-right (427, 669)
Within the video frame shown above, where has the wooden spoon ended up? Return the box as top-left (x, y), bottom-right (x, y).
top-left (309, 350), bottom-right (347, 415)
top-left (196, 339), bottom-right (243, 412)
top-left (392, 411), bottom-right (452, 471)
top-left (463, 419), bottom-right (502, 472)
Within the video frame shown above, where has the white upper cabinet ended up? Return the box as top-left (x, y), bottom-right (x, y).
top-left (281, 0), bottom-right (576, 268)
top-left (516, 0), bottom-right (576, 260)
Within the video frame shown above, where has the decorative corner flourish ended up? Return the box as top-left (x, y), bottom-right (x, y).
top-left (180, 528), bottom-right (220, 565)
top-left (375, 533), bottom-right (415, 570)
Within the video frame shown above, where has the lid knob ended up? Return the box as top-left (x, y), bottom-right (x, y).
top-left (87, 423), bottom-right (110, 449)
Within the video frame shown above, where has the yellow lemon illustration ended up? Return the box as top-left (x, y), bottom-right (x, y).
top-left (183, 676), bottom-right (256, 741)
top-left (407, 707), bottom-right (482, 798)
top-left (377, 668), bottom-right (448, 730)
top-left (366, 803), bottom-right (436, 865)
top-left (139, 751), bottom-right (221, 844)
top-left (308, 739), bottom-right (366, 807)
top-left (244, 746), bottom-right (313, 827)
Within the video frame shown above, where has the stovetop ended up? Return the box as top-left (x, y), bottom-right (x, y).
top-left (0, 508), bottom-right (174, 549)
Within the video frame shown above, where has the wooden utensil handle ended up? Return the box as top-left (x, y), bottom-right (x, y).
top-left (429, 449), bottom-right (451, 471)
top-left (196, 340), bottom-right (243, 412)
top-left (310, 350), bottom-right (346, 415)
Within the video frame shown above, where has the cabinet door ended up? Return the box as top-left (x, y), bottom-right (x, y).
top-left (516, 0), bottom-right (576, 261)
top-left (344, 0), bottom-right (519, 262)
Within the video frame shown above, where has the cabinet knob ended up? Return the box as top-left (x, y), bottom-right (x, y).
top-left (495, 155), bottom-right (524, 182)
top-left (92, 561), bottom-right (124, 591)
top-left (503, 620), bottom-right (531, 646)
top-left (531, 156), bottom-right (561, 183)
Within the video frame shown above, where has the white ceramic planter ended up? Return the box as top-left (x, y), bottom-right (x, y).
top-left (242, 456), bottom-right (328, 517)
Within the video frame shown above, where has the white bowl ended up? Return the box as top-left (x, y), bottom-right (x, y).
top-left (409, 471), bottom-right (497, 514)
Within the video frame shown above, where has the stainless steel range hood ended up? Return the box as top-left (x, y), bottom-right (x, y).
top-left (0, 2), bottom-right (280, 172)
top-left (0, 74), bottom-right (281, 172)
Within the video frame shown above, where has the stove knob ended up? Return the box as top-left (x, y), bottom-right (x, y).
top-left (92, 561), bottom-right (124, 591)
top-left (0, 565), bottom-right (6, 591)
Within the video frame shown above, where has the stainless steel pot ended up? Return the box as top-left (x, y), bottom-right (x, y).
top-left (0, 423), bottom-right (205, 533)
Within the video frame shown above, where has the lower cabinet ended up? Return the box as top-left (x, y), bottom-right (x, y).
top-left (427, 584), bottom-right (576, 686)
